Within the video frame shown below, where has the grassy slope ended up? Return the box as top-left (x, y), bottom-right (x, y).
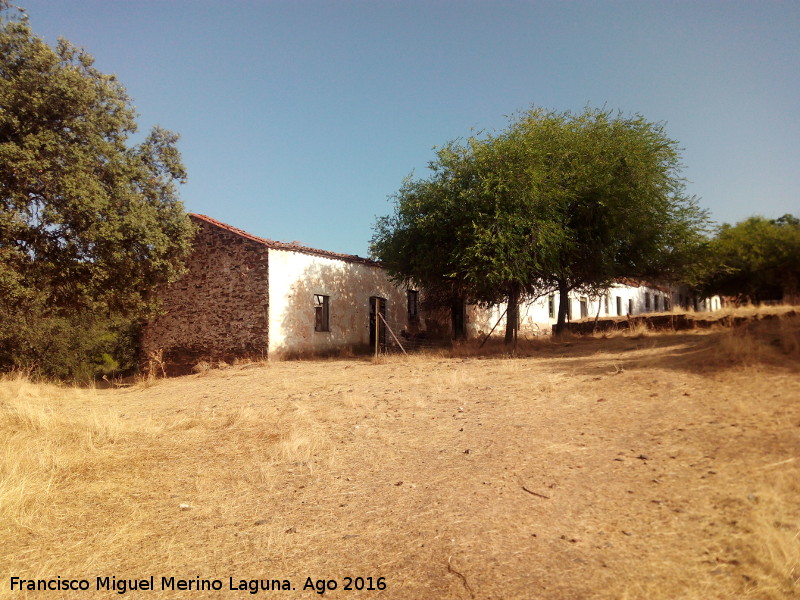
top-left (1, 314), bottom-right (799, 599)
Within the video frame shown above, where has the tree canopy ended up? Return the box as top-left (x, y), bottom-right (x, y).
top-left (699, 215), bottom-right (800, 304)
top-left (371, 107), bottom-right (707, 338)
top-left (0, 5), bottom-right (194, 379)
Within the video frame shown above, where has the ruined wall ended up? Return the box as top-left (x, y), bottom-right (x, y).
top-left (141, 218), bottom-right (270, 373)
top-left (268, 249), bottom-right (408, 357)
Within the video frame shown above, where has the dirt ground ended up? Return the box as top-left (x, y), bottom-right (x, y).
top-left (1, 316), bottom-right (799, 599)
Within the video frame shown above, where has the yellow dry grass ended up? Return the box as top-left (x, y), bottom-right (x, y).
top-left (1, 314), bottom-right (799, 599)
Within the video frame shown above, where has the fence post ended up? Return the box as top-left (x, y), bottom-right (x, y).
top-left (374, 297), bottom-right (380, 358)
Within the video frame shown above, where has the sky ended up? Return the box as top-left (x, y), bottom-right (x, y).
top-left (18, 0), bottom-right (800, 257)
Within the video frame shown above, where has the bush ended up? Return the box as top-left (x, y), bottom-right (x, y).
top-left (0, 299), bottom-right (140, 382)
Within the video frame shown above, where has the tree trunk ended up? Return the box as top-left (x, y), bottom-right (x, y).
top-left (592, 294), bottom-right (603, 333)
top-left (553, 279), bottom-right (570, 336)
top-left (504, 283), bottom-right (519, 345)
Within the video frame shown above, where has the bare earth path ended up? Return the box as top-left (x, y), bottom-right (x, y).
top-left (2, 323), bottom-right (799, 599)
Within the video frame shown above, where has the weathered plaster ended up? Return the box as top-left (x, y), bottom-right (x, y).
top-left (267, 248), bottom-right (408, 357)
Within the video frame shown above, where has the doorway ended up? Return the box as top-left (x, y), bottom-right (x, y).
top-left (369, 296), bottom-right (387, 352)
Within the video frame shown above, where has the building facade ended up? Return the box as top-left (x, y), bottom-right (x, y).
top-left (143, 214), bottom-right (719, 372)
top-left (141, 214), bottom-right (412, 372)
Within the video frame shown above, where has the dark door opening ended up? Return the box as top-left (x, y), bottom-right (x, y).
top-left (369, 296), bottom-right (387, 352)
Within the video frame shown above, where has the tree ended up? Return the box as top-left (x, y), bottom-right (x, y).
top-left (371, 135), bottom-right (563, 343)
top-left (0, 5), bottom-right (194, 379)
top-left (371, 107), bottom-right (707, 340)
top-left (504, 108), bottom-right (707, 333)
top-left (699, 215), bottom-right (800, 304)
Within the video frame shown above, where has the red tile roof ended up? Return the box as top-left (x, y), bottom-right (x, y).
top-left (190, 214), bottom-right (381, 266)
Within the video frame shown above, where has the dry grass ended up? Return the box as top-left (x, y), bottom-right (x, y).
top-left (1, 314), bottom-right (799, 599)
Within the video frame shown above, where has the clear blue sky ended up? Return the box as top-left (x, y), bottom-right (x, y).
top-left (20, 0), bottom-right (800, 256)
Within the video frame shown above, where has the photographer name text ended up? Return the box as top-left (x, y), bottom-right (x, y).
top-left (9, 575), bottom-right (387, 595)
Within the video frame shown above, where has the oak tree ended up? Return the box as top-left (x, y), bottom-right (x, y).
top-left (0, 5), bottom-right (194, 378)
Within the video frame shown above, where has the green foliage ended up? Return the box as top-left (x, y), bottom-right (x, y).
top-left (371, 106), bottom-right (707, 337)
top-left (0, 5), bottom-right (194, 379)
top-left (700, 215), bottom-right (800, 303)
top-left (0, 299), bottom-right (140, 381)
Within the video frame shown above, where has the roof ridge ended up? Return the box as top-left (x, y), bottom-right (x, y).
top-left (189, 213), bottom-right (380, 266)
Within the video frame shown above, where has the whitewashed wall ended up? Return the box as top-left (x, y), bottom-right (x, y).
top-left (464, 283), bottom-right (720, 338)
top-left (267, 248), bottom-right (408, 356)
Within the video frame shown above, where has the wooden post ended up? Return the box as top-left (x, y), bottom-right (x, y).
top-left (379, 312), bottom-right (408, 356)
top-left (374, 296), bottom-right (380, 358)
top-left (480, 307), bottom-right (508, 349)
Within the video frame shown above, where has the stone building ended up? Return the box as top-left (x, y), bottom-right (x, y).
top-left (144, 214), bottom-right (719, 372)
top-left (141, 214), bottom-right (415, 373)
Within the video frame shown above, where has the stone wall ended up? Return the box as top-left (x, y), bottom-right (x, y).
top-left (141, 217), bottom-right (270, 374)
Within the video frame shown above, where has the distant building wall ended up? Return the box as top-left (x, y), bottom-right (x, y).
top-left (465, 298), bottom-right (552, 339)
top-left (464, 282), bottom-right (706, 339)
top-left (141, 216), bottom-right (270, 371)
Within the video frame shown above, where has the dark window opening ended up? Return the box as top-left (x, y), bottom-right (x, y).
top-left (314, 294), bottom-right (330, 332)
top-left (548, 294), bottom-right (555, 319)
top-left (579, 297), bottom-right (588, 319)
top-left (645, 292), bottom-right (651, 312)
top-left (616, 296), bottom-right (622, 316)
top-left (628, 298), bottom-right (633, 315)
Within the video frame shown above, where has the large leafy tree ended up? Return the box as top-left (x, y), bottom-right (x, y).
top-left (371, 135), bottom-right (563, 343)
top-left (700, 215), bottom-right (800, 304)
top-left (507, 108), bottom-right (707, 332)
top-left (0, 5), bottom-right (194, 378)
top-left (371, 107), bottom-right (707, 339)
